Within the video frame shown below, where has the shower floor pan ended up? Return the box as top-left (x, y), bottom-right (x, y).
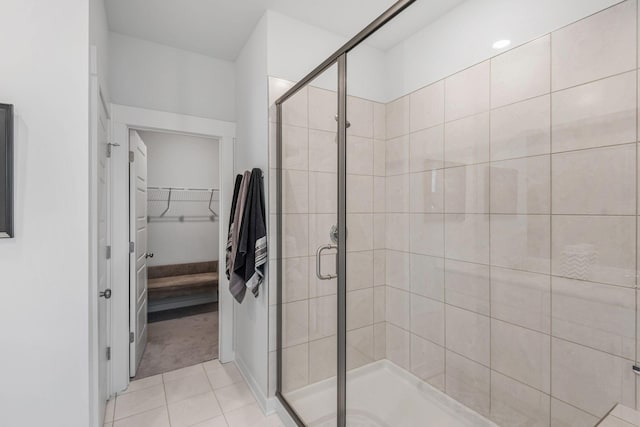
top-left (285, 360), bottom-right (497, 427)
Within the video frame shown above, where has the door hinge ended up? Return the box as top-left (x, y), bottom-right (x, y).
top-left (130, 332), bottom-right (135, 343)
top-left (129, 241), bottom-right (135, 253)
top-left (129, 150), bottom-right (135, 163)
top-left (106, 245), bottom-right (111, 260)
top-left (106, 142), bottom-right (120, 159)
top-left (106, 346), bottom-right (111, 361)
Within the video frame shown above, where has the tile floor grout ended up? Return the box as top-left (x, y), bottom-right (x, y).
top-left (104, 360), bottom-right (283, 427)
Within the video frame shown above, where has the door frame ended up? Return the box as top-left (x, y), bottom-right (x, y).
top-left (110, 104), bottom-right (236, 393)
top-left (89, 45), bottom-right (112, 427)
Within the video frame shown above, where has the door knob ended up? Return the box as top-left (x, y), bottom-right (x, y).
top-left (145, 252), bottom-right (154, 259)
top-left (330, 224), bottom-right (339, 244)
top-left (99, 289), bottom-right (112, 299)
top-left (334, 114), bottom-right (351, 128)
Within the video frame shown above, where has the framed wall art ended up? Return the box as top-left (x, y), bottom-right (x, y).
top-left (0, 103), bottom-right (13, 238)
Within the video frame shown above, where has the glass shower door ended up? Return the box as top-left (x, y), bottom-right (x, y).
top-left (342, 47), bottom-right (387, 426)
top-left (277, 63), bottom-right (340, 426)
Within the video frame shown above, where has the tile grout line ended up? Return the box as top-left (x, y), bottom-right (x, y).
top-left (368, 97), bottom-right (375, 372)
top-left (374, 292), bottom-right (637, 363)
top-left (111, 405), bottom-right (169, 427)
top-left (293, 138), bottom-right (640, 176)
top-left (305, 86), bottom-right (311, 392)
top-left (382, 98), bottom-right (388, 364)
top-left (285, 207), bottom-right (640, 217)
top-left (357, 242), bottom-right (637, 289)
top-left (549, 29), bottom-right (555, 424)
top-left (488, 54), bottom-right (493, 419)
top-left (112, 393), bottom-right (118, 426)
top-left (383, 101), bottom-right (389, 368)
top-left (448, 345), bottom-right (549, 395)
top-left (209, 365), bottom-right (234, 427)
top-left (442, 74), bottom-right (448, 396)
top-left (636, 0), bottom-right (639, 412)
top-left (407, 88), bottom-right (414, 380)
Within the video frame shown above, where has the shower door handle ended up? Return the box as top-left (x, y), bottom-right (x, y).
top-left (316, 244), bottom-right (338, 280)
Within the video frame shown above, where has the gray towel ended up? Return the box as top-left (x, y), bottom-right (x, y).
top-left (225, 174), bottom-right (243, 280)
top-left (233, 168), bottom-right (267, 301)
top-left (229, 171), bottom-right (251, 301)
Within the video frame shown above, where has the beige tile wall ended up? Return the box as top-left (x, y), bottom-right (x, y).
top-left (268, 2), bottom-right (640, 425)
top-left (382, 1), bottom-right (639, 425)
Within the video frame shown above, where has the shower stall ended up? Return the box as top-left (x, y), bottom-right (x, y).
top-left (272, 0), bottom-right (639, 425)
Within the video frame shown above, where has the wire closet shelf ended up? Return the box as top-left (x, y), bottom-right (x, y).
top-left (147, 186), bottom-right (219, 222)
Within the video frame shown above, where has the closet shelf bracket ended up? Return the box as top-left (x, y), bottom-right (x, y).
top-left (160, 188), bottom-right (172, 217)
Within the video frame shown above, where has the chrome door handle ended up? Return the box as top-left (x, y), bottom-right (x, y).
top-left (316, 244), bottom-right (337, 280)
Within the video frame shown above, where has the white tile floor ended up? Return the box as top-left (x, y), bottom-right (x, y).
top-left (104, 360), bottom-right (284, 427)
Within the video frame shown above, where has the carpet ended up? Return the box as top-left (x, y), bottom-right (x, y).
top-left (134, 305), bottom-right (219, 379)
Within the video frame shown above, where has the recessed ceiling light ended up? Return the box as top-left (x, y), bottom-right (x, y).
top-left (492, 39), bottom-right (511, 50)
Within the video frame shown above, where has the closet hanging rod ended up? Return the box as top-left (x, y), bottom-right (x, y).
top-left (147, 215), bottom-right (216, 223)
top-left (147, 187), bottom-right (219, 218)
top-left (147, 186), bottom-right (219, 192)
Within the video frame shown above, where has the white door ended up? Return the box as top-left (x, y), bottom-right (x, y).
top-left (129, 130), bottom-right (148, 376)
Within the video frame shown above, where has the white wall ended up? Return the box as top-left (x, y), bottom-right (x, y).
top-left (266, 10), bottom-right (342, 90)
top-left (0, 1), bottom-right (91, 426)
top-left (140, 130), bottom-right (220, 267)
top-left (385, 0), bottom-right (623, 100)
top-left (109, 32), bottom-right (236, 122)
top-left (235, 15), bottom-right (269, 175)
top-left (266, 10), bottom-right (388, 102)
top-left (233, 13), bottom-right (271, 407)
top-left (90, 0), bottom-right (110, 102)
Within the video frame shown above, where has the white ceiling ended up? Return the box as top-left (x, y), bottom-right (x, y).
top-left (105, 0), bottom-right (465, 61)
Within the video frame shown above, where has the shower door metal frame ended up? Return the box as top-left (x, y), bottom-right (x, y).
top-left (336, 53), bottom-right (348, 427)
top-left (275, 1), bottom-right (416, 426)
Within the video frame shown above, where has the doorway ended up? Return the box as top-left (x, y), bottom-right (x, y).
top-left (129, 128), bottom-right (222, 380)
top-left (108, 104), bottom-right (235, 397)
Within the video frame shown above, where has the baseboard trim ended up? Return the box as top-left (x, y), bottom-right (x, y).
top-left (269, 396), bottom-right (298, 427)
top-left (233, 355), bottom-right (270, 414)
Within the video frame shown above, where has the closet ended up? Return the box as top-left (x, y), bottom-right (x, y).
top-left (147, 186), bottom-right (219, 313)
top-left (132, 129), bottom-right (221, 379)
